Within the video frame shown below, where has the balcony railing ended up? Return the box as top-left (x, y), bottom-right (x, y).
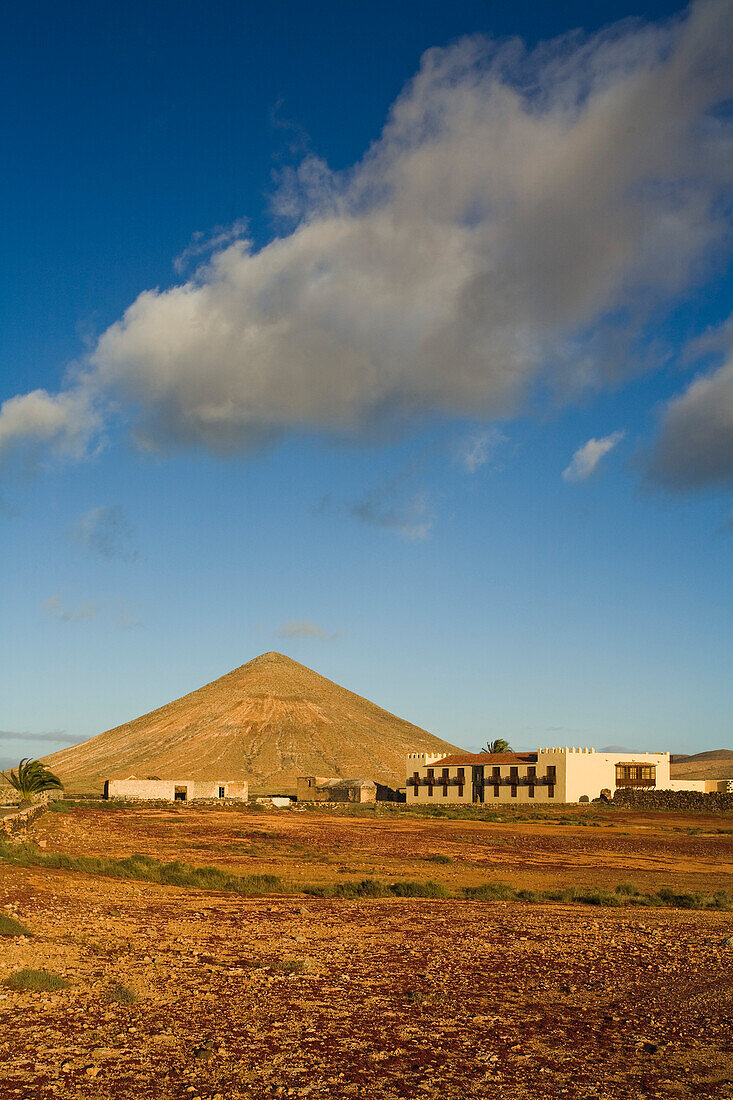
top-left (408, 772), bottom-right (556, 788)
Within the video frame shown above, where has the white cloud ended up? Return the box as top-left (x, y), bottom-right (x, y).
top-left (646, 351), bottom-right (733, 489)
top-left (562, 430), bottom-right (625, 481)
top-left (459, 427), bottom-right (506, 473)
top-left (276, 620), bottom-right (339, 641)
top-left (0, 388), bottom-right (99, 465)
top-left (0, 2), bottom-right (731, 467)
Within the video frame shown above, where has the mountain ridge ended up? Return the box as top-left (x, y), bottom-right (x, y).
top-left (670, 749), bottom-right (733, 779)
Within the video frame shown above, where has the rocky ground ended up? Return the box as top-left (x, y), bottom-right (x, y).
top-left (1, 805), bottom-right (732, 1098)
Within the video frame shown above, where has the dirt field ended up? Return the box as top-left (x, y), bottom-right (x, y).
top-left (1, 803), bottom-right (732, 1099)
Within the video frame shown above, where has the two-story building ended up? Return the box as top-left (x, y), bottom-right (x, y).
top-left (406, 747), bottom-right (671, 805)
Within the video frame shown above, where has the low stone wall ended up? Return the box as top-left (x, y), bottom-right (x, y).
top-left (0, 803), bottom-right (48, 838)
top-left (614, 787), bottom-right (733, 812)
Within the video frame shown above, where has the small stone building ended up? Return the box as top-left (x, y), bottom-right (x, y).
top-left (296, 776), bottom-right (377, 804)
top-left (104, 777), bottom-right (248, 802)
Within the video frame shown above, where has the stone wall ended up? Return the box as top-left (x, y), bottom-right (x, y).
top-left (0, 803), bottom-right (48, 838)
top-left (614, 787), bottom-right (733, 812)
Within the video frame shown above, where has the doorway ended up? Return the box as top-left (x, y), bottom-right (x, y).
top-left (472, 765), bottom-right (485, 803)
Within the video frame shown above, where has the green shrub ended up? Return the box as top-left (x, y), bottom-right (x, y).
top-left (306, 877), bottom-right (450, 899)
top-left (3, 969), bottom-right (69, 992)
top-left (464, 882), bottom-right (517, 901)
top-left (573, 889), bottom-right (623, 907)
top-left (426, 854), bottom-right (453, 864)
top-left (391, 880), bottom-right (449, 898)
top-left (0, 914), bottom-right (32, 937)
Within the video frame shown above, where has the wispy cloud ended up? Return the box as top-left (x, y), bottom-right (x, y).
top-left (348, 487), bottom-right (435, 541)
top-left (42, 593), bottom-right (99, 622)
top-left (458, 428), bottom-right (506, 473)
top-left (72, 505), bottom-right (135, 560)
top-left (562, 431), bottom-right (625, 482)
top-left (276, 620), bottom-right (340, 641)
top-left (41, 593), bottom-right (142, 628)
top-left (114, 601), bottom-right (143, 629)
top-left (173, 219), bottom-right (249, 275)
top-left (0, 729), bottom-right (78, 745)
top-left (317, 454), bottom-right (437, 541)
top-left (0, 3), bottom-right (729, 474)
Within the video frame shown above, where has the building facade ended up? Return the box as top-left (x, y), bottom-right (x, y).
top-left (104, 777), bottom-right (248, 802)
top-left (406, 747), bottom-right (672, 805)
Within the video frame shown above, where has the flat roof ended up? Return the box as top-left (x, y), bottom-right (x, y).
top-left (424, 752), bottom-right (539, 767)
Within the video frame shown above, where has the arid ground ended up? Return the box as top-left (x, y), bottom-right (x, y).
top-left (1, 802), bottom-right (732, 1099)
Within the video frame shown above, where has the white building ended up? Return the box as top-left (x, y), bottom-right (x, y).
top-left (406, 747), bottom-right (674, 805)
top-left (104, 777), bottom-right (248, 802)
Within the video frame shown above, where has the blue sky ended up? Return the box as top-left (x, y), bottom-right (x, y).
top-left (1, 0), bottom-right (731, 769)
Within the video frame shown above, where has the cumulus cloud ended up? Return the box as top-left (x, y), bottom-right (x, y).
top-left (563, 430), bottom-right (625, 481)
top-left (0, 2), bottom-right (731, 466)
top-left (646, 351), bottom-right (733, 489)
top-left (458, 427), bottom-right (506, 473)
top-left (276, 620), bottom-right (339, 641)
top-left (72, 505), bottom-right (135, 559)
top-left (0, 387), bottom-right (100, 466)
top-left (42, 594), bottom-right (99, 622)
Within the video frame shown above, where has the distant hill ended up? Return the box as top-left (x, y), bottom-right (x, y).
top-left (43, 652), bottom-right (461, 794)
top-left (670, 749), bottom-right (733, 780)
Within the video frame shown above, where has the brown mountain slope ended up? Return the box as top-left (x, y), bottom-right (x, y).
top-left (670, 749), bottom-right (733, 780)
top-left (43, 652), bottom-right (461, 794)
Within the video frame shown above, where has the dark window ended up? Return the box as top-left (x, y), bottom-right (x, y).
top-left (457, 767), bottom-right (465, 780)
top-left (548, 784), bottom-right (555, 798)
top-left (457, 784), bottom-right (464, 797)
top-left (511, 785), bottom-right (517, 798)
top-left (528, 785), bottom-right (535, 798)
top-left (546, 765), bottom-right (556, 782)
top-left (442, 784), bottom-right (448, 797)
top-left (442, 768), bottom-right (449, 779)
top-left (510, 766), bottom-right (519, 781)
top-left (428, 785), bottom-right (433, 797)
top-left (427, 768), bottom-right (434, 779)
top-left (412, 785), bottom-right (418, 797)
top-left (527, 766), bottom-right (536, 780)
top-left (493, 784), bottom-right (500, 797)
top-left (615, 764), bottom-right (656, 787)
top-left (218, 786), bottom-right (225, 799)
top-left (492, 766), bottom-right (501, 780)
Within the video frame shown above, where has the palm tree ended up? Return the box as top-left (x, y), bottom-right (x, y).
top-left (2, 758), bottom-right (63, 801)
top-left (482, 738), bottom-right (512, 754)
